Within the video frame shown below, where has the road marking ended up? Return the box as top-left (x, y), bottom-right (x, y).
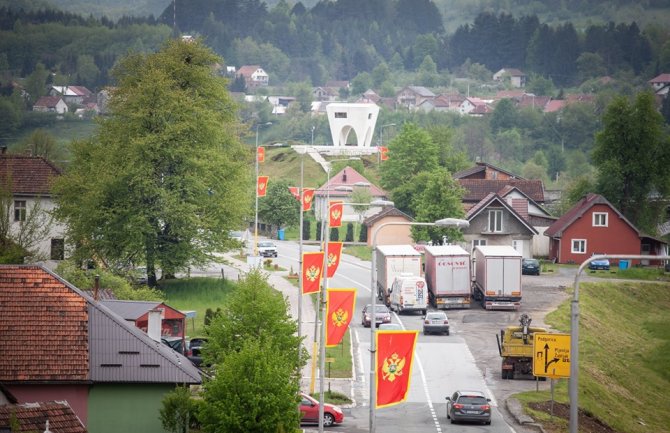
top-left (414, 352), bottom-right (442, 433)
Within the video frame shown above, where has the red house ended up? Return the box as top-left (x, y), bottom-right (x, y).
top-left (544, 193), bottom-right (641, 265)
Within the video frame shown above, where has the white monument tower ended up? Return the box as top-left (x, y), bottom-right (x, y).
top-left (326, 103), bottom-right (379, 148)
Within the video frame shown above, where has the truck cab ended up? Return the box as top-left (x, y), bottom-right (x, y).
top-left (388, 273), bottom-right (428, 315)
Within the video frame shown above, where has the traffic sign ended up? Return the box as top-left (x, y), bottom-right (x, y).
top-left (532, 333), bottom-right (571, 378)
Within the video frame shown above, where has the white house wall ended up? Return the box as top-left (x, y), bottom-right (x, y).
top-left (10, 197), bottom-right (67, 260)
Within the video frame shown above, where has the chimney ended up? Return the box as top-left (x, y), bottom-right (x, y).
top-left (342, 170), bottom-right (347, 182)
top-left (0, 145), bottom-right (6, 154)
top-left (93, 274), bottom-right (100, 301)
top-left (147, 309), bottom-right (163, 342)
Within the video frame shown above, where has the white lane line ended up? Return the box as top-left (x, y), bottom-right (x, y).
top-left (415, 352), bottom-right (442, 433)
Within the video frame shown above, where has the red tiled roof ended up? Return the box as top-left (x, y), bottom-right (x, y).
top-left (649, 73), bottom-right (670, 84)
top-left (33, 96), bottom-right (64, 109)
top-left (316, 166), bottom-right (387, 198)
top-left (544, 100), bottom-right (565, 113)
top-left (0, 266), bottom-right (89, 382)
top-left (236, 65), bottom-right (261, 78)
top-left (459, 179), bottom-right (545, 203)
top-left (0, 154), bottom-right (61, 196)
top-left (364, 206), bottom-right (412, 227)
top-left (465, 193), bottom-right (537, 234)
top-left (544, 193), bottom-right (638, 238)
top-left (0, 401), bottom-right (86, 433)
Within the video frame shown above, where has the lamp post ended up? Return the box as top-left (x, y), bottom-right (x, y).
top-left (317, 198), bottom-right (393, 433)
top-left (378, 123), bottom-right (395, 163)
top-left (253, 121), bottom-right (272, 259)
top-left (368, 217), bottom-right (469, 433)
top-left (311, 125), bottom-right (316, 147)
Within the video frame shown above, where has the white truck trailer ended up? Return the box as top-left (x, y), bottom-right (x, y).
top-left (473, 245), bottom-right (522, 310)
top-left (375, 245), bottom-right (423, 306)
top-left (424, 245), bottom-right (472, 309)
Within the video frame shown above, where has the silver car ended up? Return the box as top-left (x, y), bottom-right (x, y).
top-left (423, 311), bottom-right (450, 335)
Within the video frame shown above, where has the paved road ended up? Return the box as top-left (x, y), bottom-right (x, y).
top-left (191, 240), bottom-right (590, 433)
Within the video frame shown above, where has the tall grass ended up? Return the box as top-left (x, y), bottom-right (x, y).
top-left (516, 281), bottom-right (670, 433)
top-left (160, 277), bottom-right (236, 337)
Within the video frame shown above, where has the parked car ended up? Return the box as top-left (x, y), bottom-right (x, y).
top-left (187, 337), bottom-right (209, 367)
top-left (378, 323), bottom-right (403, 331)
top-left (521, 258), bottom-right (540, 276)
top-left (161, 336), bottom-right (186, 356)
top-left (299, 392), bottom-right (344, 427)
top-left (229, 230), bottom-right (247, 247)
top-left (361, 304), bottom-right (392, 328)
top-left (422, 311), bottom-right (450, 335)
top-left (588, 254), bottom-right (610, 270)
top-left (446, 390), bottom-right (491, 425)
top-left (257, 241), bottom-right (278, 257)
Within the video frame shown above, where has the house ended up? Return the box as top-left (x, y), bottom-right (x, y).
top-left (544, 193), bottom-right (645, 265)
top-left (0, 265), bottom-right (201, 433)
top-left (458, 97), bottom-right (492, 115)
top-left (0, 150), bottom-right (66, 261)
top-left (236, 65), bottom-right (269, 88)
top-left (49, 86), bottom-right (93, 105)
top-left (0, 401), bottom-right (86, 433)
top-left (314, 166), bottom-right (388, 223)
top-left (363, 206), bottom-right (414, 246)
top-left (454, 161), bottom-right (525, 181)
top-left (417, 94), bottom-right (460, 113)
top-left (32, 96), bottom-right (68, 114)
top-left (493, 68), bottom-right (527, 88)
top-left (100, 300), bottom-right (187, 341)
top-left (462, 192), bottom-right (538, 258)
top-left (313, 86), bottom-right (339, 101)
top-left (516, 93), bottom-right (551, 110)
top-left (649, 73), bottom-right (670, 96)
top-left (396, 86), bottom-right (435, 110)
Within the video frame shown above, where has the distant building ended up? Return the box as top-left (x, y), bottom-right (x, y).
top-left (493, 68), bottom-right (527, 88)
top-left (32, 96), bottom-right (68, 114)
top-left (236, 65), bottom-right (269, 88)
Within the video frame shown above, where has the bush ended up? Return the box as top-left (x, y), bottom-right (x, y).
top-left (345, 223), bottom-right (354, 242)
top-left (359, 224), bottom-right (368, 243)
top-left (330, 227), bottom-right (339, 241)
top-left (316, 221), bottom-right (322, 241)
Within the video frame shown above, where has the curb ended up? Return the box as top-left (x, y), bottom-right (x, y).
top-left (506, 398), bottom-right (547, 433)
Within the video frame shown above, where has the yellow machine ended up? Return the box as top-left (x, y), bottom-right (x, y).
top-left (496, 314), bottom-right (547, 379)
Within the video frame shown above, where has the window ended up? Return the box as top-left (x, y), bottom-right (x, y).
top-left (50, 238), bottom-right (65, 260)
top-left (14, 200), bottom-right (26, 222)
top-left (488, 210), bottom-right (503, 232)
top-left (572, 239), bottom-right (586, 254)
top-left (473, 239), bottom-right (487, 248)
top-left (334, 112), bottom-right (347, 118)
top-left (593, 212), bottom-right (608, 227)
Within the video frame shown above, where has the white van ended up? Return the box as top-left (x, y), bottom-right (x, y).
top-left (388, 273), bottom-right (428, 315)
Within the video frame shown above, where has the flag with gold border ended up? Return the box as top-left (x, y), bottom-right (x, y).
top-left (326, 288), bottom-right (356, 347)
top-left (376, 330), bottom-right (418, 408)
top-left (289, 186), bottom-right (300, 201)
top-left (329, 201), bottom-right (343, 228)
top-left (257, 146), bottom-right (265, 163)
top-left (301, 251), bottom-right (324, 295)
top-left (257, 176), bottom-right (269, 197)
top-left (323, 242), bottom-right (343, 278)
top-left (302, 188), bottom-right (315, 211)
top-left (379, 146), bottom-right (389, 161)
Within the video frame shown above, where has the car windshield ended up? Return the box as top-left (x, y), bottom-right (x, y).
top-left (258, 242), bottom-right (274, 247)
top-left (458, 396), bottom-right (488, 405)
top-left (427, 313), bottom-right (446, 320)
top-left (524, 259), bottom-right (539, 265)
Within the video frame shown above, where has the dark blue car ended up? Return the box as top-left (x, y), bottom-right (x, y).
top-left (588, 254), bottom-right (610, 270)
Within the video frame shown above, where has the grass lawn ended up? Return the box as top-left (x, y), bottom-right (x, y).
top-left (159, 277), bottom-right (236, 337)
top-left (585, 265), bottom-right (670, 281)
top-left (514, 281), bottom-right (670, 433)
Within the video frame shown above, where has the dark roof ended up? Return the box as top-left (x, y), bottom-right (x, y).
top-left (453, 162), bottom-right (524, 180)
top-left (0, 401), bottom-right (86, 433)
top-left (465, 193), bottom-right (538, 234)
top-left (100, 300), bottom-right (165, 321)
top-left (458, 179), bottom-right (544, 203)
top-left (0, 154), bottom-right (61, 196)
top-left (0, 265), bottom-right (201, 384)
top-left (363, 207), bottom-right (413, 227)
top-left (544, 193), bottom-right (639, 238)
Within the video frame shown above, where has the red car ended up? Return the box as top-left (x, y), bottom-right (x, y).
top-left (299, 392), bottom-right (344, 427)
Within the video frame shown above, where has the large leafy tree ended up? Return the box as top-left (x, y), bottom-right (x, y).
top-left (200, 270), bottom-right (306, 433)
top-left (592, 92), bottom-right (670, 232)
top-left (53, 39), bottom-right (251, 284)
top-left (258, 179), bottom-right (299, 230)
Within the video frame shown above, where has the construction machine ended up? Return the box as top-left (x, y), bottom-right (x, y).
top-left (496, 314), bottom-right (547, 379)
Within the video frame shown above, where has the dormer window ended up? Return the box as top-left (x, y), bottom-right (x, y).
top-left (488, 209), bottom-right (503, 232)
top-left (593, 212), bottom-right (608, 227)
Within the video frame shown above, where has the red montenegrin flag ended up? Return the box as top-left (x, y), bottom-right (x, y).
top-left (257, 176), bottom-right (269, 197)
top-left (302, 188), bottom-right (315, 211)
top-left (326, 288), bottom-right (356, 347)
top-left (257, 146), bottom-right (265, 163)
top-left (289, 186), bottom-right (300, 201)
top-left (301, 251), bottom-right (324, 295)
top-left (379, 146), bottom-right (389, 161)
top-left (324, 241), bottom-right (343, 278)
top-left (376, 330), bottom-right (419, 408)
top-left (329, 201), bottom-right (343, 228)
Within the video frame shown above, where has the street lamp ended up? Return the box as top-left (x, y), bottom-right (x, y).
top-left (311, 125), bottom-right (316, 146)
top-left (253, 122), bottom-right (272, 260)
top-left (317, 198), bottom-right (393, 433)
top-left (368, 217), bottom-right (469, 433)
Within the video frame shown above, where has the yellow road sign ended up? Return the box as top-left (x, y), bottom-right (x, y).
top-left (325, 357), bottom-right (335, 363)
top-left (532, 333), bottom-right (571, 378)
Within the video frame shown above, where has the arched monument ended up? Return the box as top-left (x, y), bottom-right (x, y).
top-left (326, 103), bottom-right (379, 147)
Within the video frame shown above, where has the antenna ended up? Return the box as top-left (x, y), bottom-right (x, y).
top-left (173, 0), bottom-right (177, 37)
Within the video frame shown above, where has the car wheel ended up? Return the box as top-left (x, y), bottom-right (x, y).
top-left (423, 330), bottom-right (429, 335)
top-left (446, 329), bottom-right (450, 336)
top-left (323, 413), bottom-right (335, 427)
top-left (450, 418), bottom-right (455, 424)
top-left (485, 420), bottom-right (491, 425)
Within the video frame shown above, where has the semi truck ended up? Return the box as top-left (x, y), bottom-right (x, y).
top-left (375, 245), bottom-right (423, 306)
top-left (473, 245), bottom-right (522, 310)
top-left (496, 314), bottom-right (547, 379)
top-left (424, 245), bottom-right (472, 309)
top-left (388, 273), bottom-right (428, 314)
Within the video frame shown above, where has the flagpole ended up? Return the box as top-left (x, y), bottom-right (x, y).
top-left (253, 122), bottom-right (271, 260)
top-left (369, 218), bottom-right (469, 433)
